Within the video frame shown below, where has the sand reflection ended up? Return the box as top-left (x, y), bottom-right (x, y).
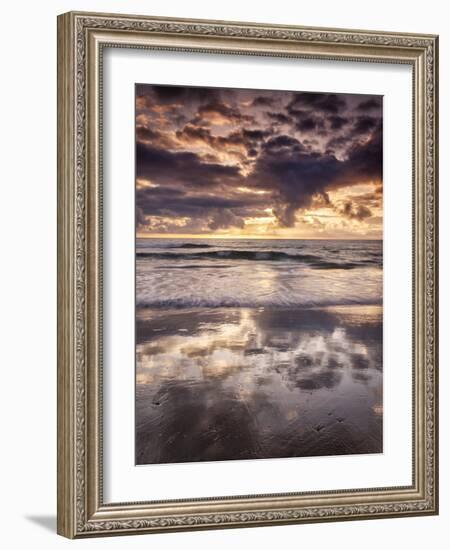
top-left (136, 306), bottom-right (382, 464)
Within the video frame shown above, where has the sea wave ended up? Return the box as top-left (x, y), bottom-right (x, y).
top-left (136, 239), bottom-right (382, 310)
top-left (136, 249), bottom-right (379, 268)
top-left (135, 295), bottom-right (382, 309)
top-left (136, 249), bottom-right (311, 261)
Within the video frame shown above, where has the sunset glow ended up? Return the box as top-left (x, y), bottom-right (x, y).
top-left (136, 85), bottom-right (382, 239)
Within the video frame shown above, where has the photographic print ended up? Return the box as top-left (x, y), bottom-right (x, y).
top-left (135, 83), bottom-right (383, 465)
top-left (58, 13), bottom-right (438, 536)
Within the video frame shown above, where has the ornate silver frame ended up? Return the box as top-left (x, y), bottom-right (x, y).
top-left (57, 11), bottom-right (439, 538)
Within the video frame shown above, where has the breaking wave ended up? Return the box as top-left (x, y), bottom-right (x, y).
top-left (136, 249), bottom-right (379, 269)
top-left (135, 238), bottom-right (383, 309)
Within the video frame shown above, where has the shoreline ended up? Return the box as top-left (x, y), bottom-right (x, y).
top-left (136, 305), bottom-right (383, 465)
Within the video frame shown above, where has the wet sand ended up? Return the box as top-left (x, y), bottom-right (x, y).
top-left (136, 306), bottom-right (382, 465)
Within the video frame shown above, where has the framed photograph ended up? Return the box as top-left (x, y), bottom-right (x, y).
top-left (57, 11), bottom-right (439, 538)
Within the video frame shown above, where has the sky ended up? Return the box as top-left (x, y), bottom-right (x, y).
top-left (136, 84), bottom-right (382, 239)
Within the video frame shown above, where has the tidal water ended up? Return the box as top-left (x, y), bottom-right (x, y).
top-left (135, 239), bottom-right (383, 465)
top-left (136, 238), bottom-right (382, 309)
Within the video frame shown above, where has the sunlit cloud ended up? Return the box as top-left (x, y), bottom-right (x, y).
top-left (135, 84), bottom-right (382, 239)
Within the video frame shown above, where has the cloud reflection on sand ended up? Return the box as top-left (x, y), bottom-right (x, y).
top-left (136, 305), bottom-right (382, 464)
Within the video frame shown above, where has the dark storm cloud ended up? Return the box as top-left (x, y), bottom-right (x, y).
top-left (136, 206), bottom-right (147, 226)
top-left (251, 96), bottom-right (275, 107)
top-left (136, 126), bottom-right (160, 142)
top-left (136, 188), bottom-right (266, 233)
top-left (341, 202), bottom-right (373, 221)
top-left (173, 124), bottom-right (272, 161)
top-left (136, 125), bottom-right (181, 150)
top-left (328, 115), bottom-right (349, 130)
top-left (136, 155), bottom-right (269, 221)
top-left (136, 190), bottom-right (268, 235)
top-left (208, 209), bottom-right (245, 230)
top-left (344, 126), bottom-right (383, 184)
top-left (266, 112), bottom-right (291, 125)
top-left (352, 116), bottom-right (379, 136)
top-left (295, 115), bottom-right (324, 133)
top-left (242, 129), bottom-right (271, 141)
top-left (136, 142), bottom-right (242, 188)
top-left (175, 123), bottom-right (213, 144)
top-left (288, 92), bottom-right (347, 114)
top-left (263, 135), bottom-right (304, 153)
top-left (135, 84), bottom-right (383, 232)
top-left (357, 98), bottom-right (382, 111)
top-left (248, 128), bottom-right (382, 226)
top-left (137, 84), bottom-right (221, 106)
top-left (137, 188), bottom-right (255, 216)
top-left (248, 147), bottom-right (340, 226)
top-left (285, 105), bottom-right (328, 134)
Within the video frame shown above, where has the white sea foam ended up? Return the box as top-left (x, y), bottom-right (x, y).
top-left (136, 238), bottom-right (382, 309)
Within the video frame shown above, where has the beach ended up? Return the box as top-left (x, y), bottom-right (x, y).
top-left (136, 309), bottom-right (382, 465)
top-left (135, 238), bottom-right (383, 464)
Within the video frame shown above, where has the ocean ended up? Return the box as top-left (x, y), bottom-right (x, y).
top-left (135, 238), bottom-right (383, 465)
top-left (136, 238), bottom-right (382, 309)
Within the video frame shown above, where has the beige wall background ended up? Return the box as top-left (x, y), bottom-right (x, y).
top-left (0, 0), bottom-right (446, 547)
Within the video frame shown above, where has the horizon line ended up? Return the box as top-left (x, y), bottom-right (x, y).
top-left (136, 235), bottom-right (383, 241)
